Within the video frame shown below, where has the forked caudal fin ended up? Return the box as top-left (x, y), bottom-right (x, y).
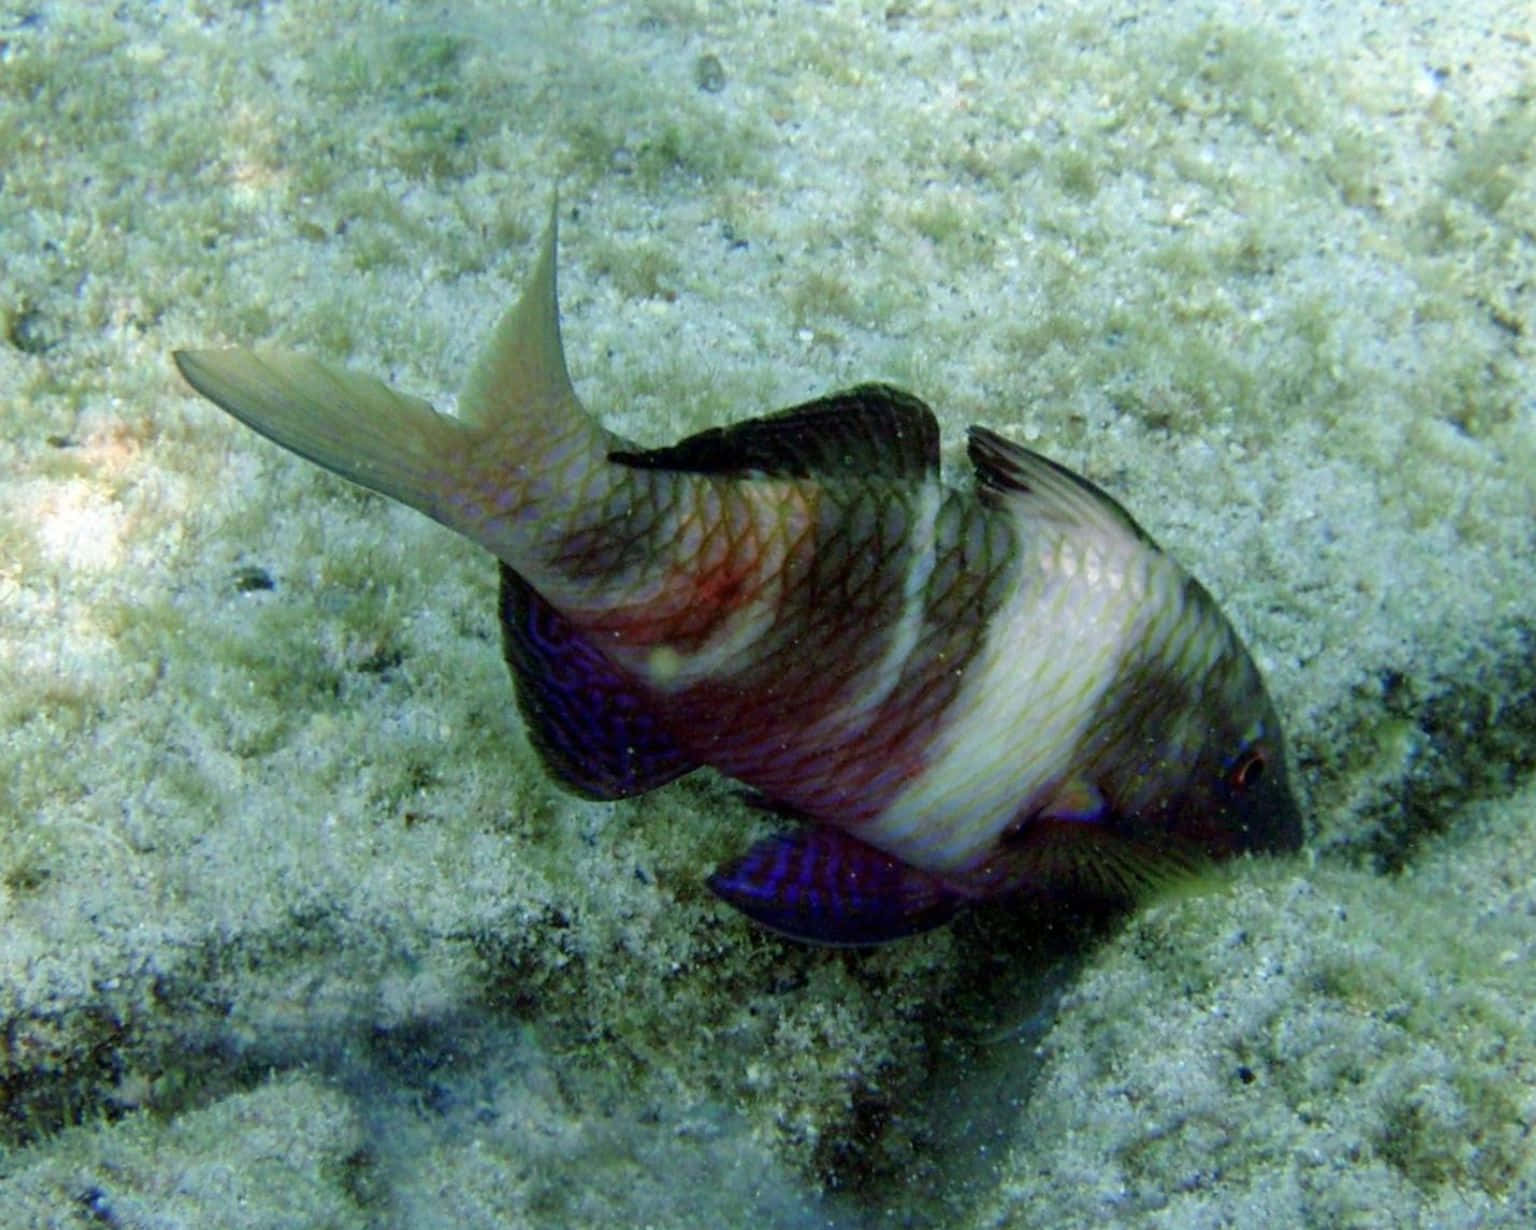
top-left (172, 347), bottom-right (473, 525)
top-left (173, 199), bottom-right (613, 563)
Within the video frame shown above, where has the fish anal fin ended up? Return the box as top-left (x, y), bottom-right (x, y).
top-left (499, 564), bottom-right (695, 799)
top-left (612, 383), bottom-right (940, 481)
top-left (709, 827), bottom-right (959, 945)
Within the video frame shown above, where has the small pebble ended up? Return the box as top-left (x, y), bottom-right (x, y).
top-left (232, 565), bottom-right (275, 592)
top-left (695, 52), bottom-right (726, 93)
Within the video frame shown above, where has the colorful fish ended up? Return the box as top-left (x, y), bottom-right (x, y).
top-left (174, 203), bottom-right (1302, 945)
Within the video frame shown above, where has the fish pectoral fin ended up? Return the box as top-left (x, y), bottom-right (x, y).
top-left (1038, 777), bottom-right (1108, 825)
top-left (1001, 815), bottom-right (1209, 906)
top-left (997, 779), bottom-right (1107, 848)
top-left (709, 828), bottom-right (960, 946)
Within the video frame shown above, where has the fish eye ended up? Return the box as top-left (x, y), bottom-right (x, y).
top-left (1229, 749), bottom-right (1266, 791)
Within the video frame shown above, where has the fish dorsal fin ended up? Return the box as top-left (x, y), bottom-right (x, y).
top-left (966, 426), bottom-right (1157, 547)
top-left (610, 383), bottom-right (940, 481)
top-left (458, 197), bottom-right (580, 432)
top-left (498, 564), bottom-right (697, 800)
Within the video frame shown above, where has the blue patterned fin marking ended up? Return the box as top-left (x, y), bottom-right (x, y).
top-left (498, 564), bottom-right (696, 800)
top-left (709, 827), bottom-right (960, 945)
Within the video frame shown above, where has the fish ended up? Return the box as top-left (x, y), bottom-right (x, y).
top-left (172, 201), bottom-right (1303, 946)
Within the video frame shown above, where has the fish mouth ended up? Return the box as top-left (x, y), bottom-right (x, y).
top-left (1158, 767), bottom-right (1305, 862)
top-left (1232, 771), bottom-right (1306, 855)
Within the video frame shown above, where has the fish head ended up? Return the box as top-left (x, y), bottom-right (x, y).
top-left (1163, 691), bottom-right (1303, 860)
top-left (966, 425), bottom-right (1302, 889)
top-left (1109, 624), bottom-right (1304, 865)
top-left (1003, 646), bottom-right (1304, 907)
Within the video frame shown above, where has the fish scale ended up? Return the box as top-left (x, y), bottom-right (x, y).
top-left (173, 200), bottom-right (1302, 945)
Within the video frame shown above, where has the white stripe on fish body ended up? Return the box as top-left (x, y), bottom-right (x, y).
top-left (719, 479), bottom-right (951, 791)
top-left (589, 474), bottom-right (959, 820)
top-left (860, 510), bottom-right (1175, 878)
top-left (601, 473), bottom-right (943, 717)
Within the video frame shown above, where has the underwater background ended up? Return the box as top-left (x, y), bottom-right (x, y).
top-left (1, 0), bottom-right (1533, 1225)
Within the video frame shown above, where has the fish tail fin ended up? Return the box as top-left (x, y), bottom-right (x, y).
top-left (457, 196), bottom-right (586, 438)
top-left (175, 198), bottom-right (618, 563)
top-left (172, 347), bottom-right (473, 524)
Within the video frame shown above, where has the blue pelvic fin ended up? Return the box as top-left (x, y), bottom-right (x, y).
top-left (498, 564), bottom-right (696, 800)
top-left (709, 827), bottom-right (960, 945)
